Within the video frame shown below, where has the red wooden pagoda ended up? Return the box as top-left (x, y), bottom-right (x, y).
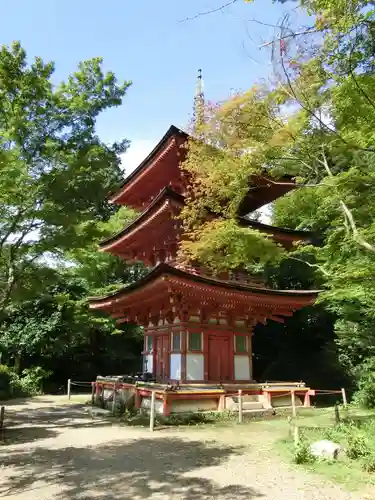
top-left (90, 124), bottom-right (318, 387)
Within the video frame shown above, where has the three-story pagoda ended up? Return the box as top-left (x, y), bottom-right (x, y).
top-left (90, 124), bottom-right (318, 385)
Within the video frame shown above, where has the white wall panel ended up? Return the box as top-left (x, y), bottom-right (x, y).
top-left (170, 354), bottom-right (182, 380)
top-left (186, 354), bottom-right (204, 380)
top-left (144, 354), bottom-right (153, 374)
top-left (234, 356), bottom-right (251, 380)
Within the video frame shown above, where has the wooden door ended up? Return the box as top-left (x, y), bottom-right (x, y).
top-left (156, 334), bottom-right (169, 382)
top-left (208, 335), bottom-right (230, 382)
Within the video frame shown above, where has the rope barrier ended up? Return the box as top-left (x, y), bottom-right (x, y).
top-left (299, 408), bottom-right (339, 416)
top-left (315, 391), bottom-right (341, 396)
top-left (67, 379), bottom-right (94, 399)
top-left (70, 381), bottom-right (93, 386)
top-left (291, 406), bottom-right (351, 422)
top-left (271, 392), bottom-right (296, 399)
top-left (313, 389), bottom-right (342, 394)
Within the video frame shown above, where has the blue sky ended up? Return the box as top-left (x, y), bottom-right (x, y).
top-left (2, 0), bottom-right (308, 172)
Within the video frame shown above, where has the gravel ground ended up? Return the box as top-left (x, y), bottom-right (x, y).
top-left (0, 395), bottom-right (372, 500)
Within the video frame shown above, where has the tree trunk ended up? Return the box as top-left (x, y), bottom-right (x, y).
top-left (14, 353), bottom-right (21, 374)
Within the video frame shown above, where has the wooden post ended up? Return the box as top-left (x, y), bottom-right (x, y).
top-left (293, 424), bottom-right (300, 447)
top-left (112, 382), bottom-right (117, 415)
top-left (291, 390), bottom-right (297, 418)
top-left (91, 382), bottom-right (95, 405)
top-left (334, 403), bottom-right (341, 424)
top-left (303, 391), bottom-right (311, 407)
top-left (238, 389), bottom-right (243, 424)
top-left (0, 406), bottom-right (4, 439)
top-left (135, 388), bottom-right (141, 409)
top-left (150, 390), bottom-right (156, 432)
top-left (67, 379), bottom-right (71, 401)
top-left (341, 388), bottom-right (347, 408)
top-left (218, 394), bottom-right (225, 411)
top-left (100, 384), bottom-right (105, 408)
top-left (287, 416), bottom-right (292, 438)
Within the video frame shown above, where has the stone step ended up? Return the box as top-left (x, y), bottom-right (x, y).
top-left (230, 401), bottom-right (265, 411)
top-left (224, 395), bottom-right (267, 411)
top-left (239, 395), bottom-right (261, 403)
top-left (242, 401), bottom-right (264, 410)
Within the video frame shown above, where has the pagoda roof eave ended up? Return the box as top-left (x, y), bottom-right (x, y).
top-left (237, 176), bottom-right (297, 215)
top-left (237, 216), bottom-right (318, 243)
top-left (89, 262), bottom-right (320, 306)
top-left (109, 125), bottom-right (301, 211)
top-left (101, 186), bottom-right (316, 251)
top-left (109, 125), bottom-right (188, 203)
top-left (100, 187), bottom-right (184, 249)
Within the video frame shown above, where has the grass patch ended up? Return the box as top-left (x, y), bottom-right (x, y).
top-left (275, 406), bottom-right (375, 491)
top-left (276, 436), bottom-right (370, 490)
top-left (121, 409), bottom-right (238, 427)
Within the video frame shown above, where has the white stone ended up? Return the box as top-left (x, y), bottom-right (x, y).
top-left (86, 407), bottom-right (112, 417)
top-left (310, 440), bottom-right (341, 460)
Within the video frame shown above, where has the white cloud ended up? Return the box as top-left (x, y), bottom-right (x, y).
top-left (120, 139), bottom-right (156, 175)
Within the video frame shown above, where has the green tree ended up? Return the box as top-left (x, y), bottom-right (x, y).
top-left (262, 0), bottom-right (375, 402)
top-left (181, 0), bottom-right (375, 402)
top-left (0, 41), bottom-right (131, 312)
top-left (67, 204), bottom-right (146, 294)
top-left (178, 86), bottom-right (300, 274)
top-left (0, 196), bottom-right (147, 376)
top-left (0, 272), bottom-right (144, 381)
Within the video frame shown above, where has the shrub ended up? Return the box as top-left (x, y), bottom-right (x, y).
top-left (0, 364), bottom-right (27, 399)
top-left (158, 411), bottom-right (237, 426)
top-left (161, 412), bottom-right (210, 426)
top-left (323, 424), bottom-right (347, 443)
top-left (18, 366), bottom-right (52, 395)
top-left (0, 365), bottom-right (15, 399)
top-left (0, 364), bottom-right (52, 399)
top-left (121, 409), bottom-right (237, 427)
top-left (293, 438), bottom-right (316, 465)
top-left (362, 455), bottom-right (375, 473)
top-left (346, 433), bottom-right (370, 460)
top-left (353, 358), bottom-right (375, 409)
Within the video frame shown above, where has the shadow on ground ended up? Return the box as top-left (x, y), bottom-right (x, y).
top-left (0, 396), bottom-right (72, 407)
top-left (5, 404), bottom-right (91, 426)
top-left (2, 404), bottom-right (113, 446)
top-left (0, 436), bottom-right (263, 499)
top-left (0, 426), bottom-right (58, 446)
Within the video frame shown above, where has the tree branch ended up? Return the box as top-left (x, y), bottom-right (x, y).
top-left (339, 200), bottom-right (375, 253)
top-left (348, 65), bottom-right (375, 115)
top-left (0, 206), bottom-right (29, 249)
top-left (288, 256), bottom-right (330, 276)
top-left (259, 26), bottom-right (317, 48)
top-left (0, 249), bottom-right (17, 311)
top-left (179, 0), bottom-right (238, 22)
top-left (319, 149), bottom-right (375, 253)
top-left (265, 17), bottom-right (375, 155)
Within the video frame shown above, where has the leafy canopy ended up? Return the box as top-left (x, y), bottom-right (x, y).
top-left (0, 41), bottom-right (131, 311)
top-left (182, 0), bottom-right (375, 404)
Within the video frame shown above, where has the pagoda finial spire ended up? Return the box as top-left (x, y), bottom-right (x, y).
top-left (193, 68), bottom-right (205, 130)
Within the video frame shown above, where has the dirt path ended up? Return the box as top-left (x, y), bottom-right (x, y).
top-left (0, 396), bottom-right (371, 499)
